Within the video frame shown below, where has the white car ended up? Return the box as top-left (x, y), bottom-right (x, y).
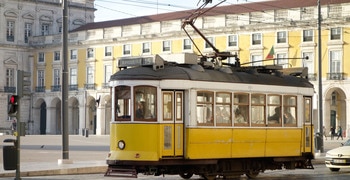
top-left (325, 139), bottom-right (350, 171)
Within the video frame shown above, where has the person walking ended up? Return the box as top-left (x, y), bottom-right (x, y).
top-left (330, 126), bottom-right (335, 140)
top-left (336, 126), bottom-right (343, 140)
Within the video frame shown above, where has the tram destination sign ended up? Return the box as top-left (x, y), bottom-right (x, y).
top-left (118, 57), bottom-right (154, 68)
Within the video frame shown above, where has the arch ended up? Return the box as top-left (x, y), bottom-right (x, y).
top-left (323, 86), bottom-right (347, 138)
top-left (50, 97), bottom-right (61, 134)
top-left (33, 98), bottom-right (47, 135)
top-left (69, 97), bottom-right (80, 134)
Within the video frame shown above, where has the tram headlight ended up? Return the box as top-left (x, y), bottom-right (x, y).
top-left (118, 140), bottom-right (126, 150)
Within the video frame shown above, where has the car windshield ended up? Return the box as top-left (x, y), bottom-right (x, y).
top-left (343, 139), bottom-right (350, 146)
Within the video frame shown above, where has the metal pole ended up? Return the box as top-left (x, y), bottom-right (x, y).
top-left (317, 0), bottom-right (324, 153)
top-left (62, 0), bottom-right (69, 160)
top-left (15, 98), bottom-right (21, 180)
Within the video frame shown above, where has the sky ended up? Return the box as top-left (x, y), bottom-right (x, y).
top-left (94, 0), bottom-right (265, 22)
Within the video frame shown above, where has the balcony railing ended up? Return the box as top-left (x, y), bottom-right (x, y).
top-left (69, 84), bottom-right (78, 91)
top-left (307, 73), bottom-right (317, 81)
top-left (4, 86), bottom-right (16, 93)
top-left (35, 86), bottom-right (46, 92)
top-left (84, 83), bottom-right (96, 90)
top-left (102, 83), bottom-right (109, 89)
top-left (51, 85), bottom-right (61, 92)
top-left (327, 73), bottom-right (346, 80)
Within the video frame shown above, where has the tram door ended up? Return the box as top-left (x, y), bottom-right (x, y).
top-left (162, 91), bottom-right (184, 157)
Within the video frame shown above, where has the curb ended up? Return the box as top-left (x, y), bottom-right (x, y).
top-left (0, 166), bottom-right (107, 177)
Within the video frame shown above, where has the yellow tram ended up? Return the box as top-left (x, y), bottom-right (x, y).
top-left (105, 53), bottom-right (315, 179)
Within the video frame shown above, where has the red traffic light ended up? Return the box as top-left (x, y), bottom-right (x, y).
top-left (9, 95), bottom-right (18, 105)
top-left (8, 95), bottom-right (18, 115)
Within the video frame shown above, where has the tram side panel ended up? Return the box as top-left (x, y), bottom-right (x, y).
top-left (185, 127), bottom-right (304, 159)
top-left (109, 123), bottom-right (160, 161)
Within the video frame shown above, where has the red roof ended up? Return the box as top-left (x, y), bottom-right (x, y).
top-left (72, 0), bottom-right (349, 32)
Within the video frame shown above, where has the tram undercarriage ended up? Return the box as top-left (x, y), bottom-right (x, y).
top-left (105, 155), bottom-right (314, 179)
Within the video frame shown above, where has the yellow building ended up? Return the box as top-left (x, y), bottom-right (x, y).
top-left (28, 0), bottom-right (350, 136)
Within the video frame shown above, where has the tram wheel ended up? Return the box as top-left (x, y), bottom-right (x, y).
top-left (246, 170), bottom-right (260, 179)
top-left (179, 172), bottom-right (193, 179)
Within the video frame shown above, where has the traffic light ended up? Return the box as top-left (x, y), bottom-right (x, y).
top-left (8, 95), bottom-right (18, 115)
top-left (17, 70), bottom-right (31, 97)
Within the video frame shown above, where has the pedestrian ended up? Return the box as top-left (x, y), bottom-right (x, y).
top-left (323, 126), bottom-right (327, 140)
top-left (336, 126), bottom-right (343, 140)
top-left (330, 126), bottom-right (335, 140)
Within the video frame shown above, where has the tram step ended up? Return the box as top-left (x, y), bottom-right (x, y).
top-left (104, 167), bottom-right (138, 178)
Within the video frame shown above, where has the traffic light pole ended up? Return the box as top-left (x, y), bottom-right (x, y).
top-left (15, 98), bottom-right (21, 180)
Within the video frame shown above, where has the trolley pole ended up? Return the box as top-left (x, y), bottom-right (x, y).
top-left (317, 0), bottom-right (324, 153)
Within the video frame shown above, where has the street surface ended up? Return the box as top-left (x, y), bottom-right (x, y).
top-left (3, 164), bottom-right (350, 180)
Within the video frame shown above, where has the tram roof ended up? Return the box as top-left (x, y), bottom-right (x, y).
top-left (110, 64), bottom-right (313, 88)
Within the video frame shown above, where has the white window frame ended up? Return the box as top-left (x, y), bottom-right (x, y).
top-left (183, 39), bottom-right (192, 51)
top-left (228, 34), bottom-right (238, 47)
top-left (38, 52), bottom-right (45, 63)
top-left (105, 46), bottom-right (112, 57)
top-left (329, 50), bottom-right (342, 73)
top-left (276, 31), bottom-right (287, 44)
top-left (251, 33), bottom-right (262, 45)
top-left (123, 44), bottom-right (131, 56)
top-left (302, 30), bottom-right (313, 42)
top-left (70, 49), bottom-right (77, 60)
top-left (142, 42), bottom-right (151, 54)
top-left (38, 70), bottom-right (45, 87)
top-left (162, 40), bottom-right (171, 52)
top-left (330, 27), bottom-right (341, 40)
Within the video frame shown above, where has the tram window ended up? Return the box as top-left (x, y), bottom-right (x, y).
top-left (233, 93), bottom-right (249, 126)
top-left (196, 91), bottom-right (214, 126)
top-left (283, 96), bottom-right (297, 126)
top-left (251, 94), bottom-right (266, 126)
top-left (175, 92), bottom-right (183, 121)
top-left (216, 92), bottom-right (232, 126)
top-left (115, 86), bottom-right (131, 121)
top-left (267, 95), bottom-right (282, 126)
top-left (134, 86), bottom-right (157, 121)
top-left (163, 92), bottom-right (173, 121)
top-left (304, 97), bottom-right (312, 123)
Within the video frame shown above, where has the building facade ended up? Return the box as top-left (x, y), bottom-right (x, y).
top-left (2, 0), bottom-right (350, 137)
top-left (0, 0), bottom-right (95, 134)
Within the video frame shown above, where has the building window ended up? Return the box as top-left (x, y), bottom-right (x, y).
top-left (38, 52), bottom-right (45, 63)
top-left (70, 49), bottom-right (77, 60)
top-left (104, 65), bottom-right (112, 83)
top-left (54, 51), bottom-right (60, 61)
top-left (87, 48), bottom-right (94, 58)
top-left (142, 42), bottom-right (150, 54)
top-left (251, 54), bottom-right (262, 66)
top-left (303, 30), bottom-right (313, 42)
top-left (6, 68), bottom-right (15, 87)
top-left (205, 37), bottom-right (214, 49)
top-left (252, 33), bottom-right (261, 45)
top-left (228, 35), bottom-right (238, 47)
top-left (7, 21), bottom-right (15, 42)
top-left (330, 28), bottom-right (341, 40)
top-left (330, 50), bottom-right (341, 73)
top-left (276, 53), bottom-right (288, 68)
top-left (277, 31), bottom-right (286, 43)
top-left (105, 46), bottom-right (112, 57)
top-left (54, 69), bottom-right (60, 86)
top-left (162, 40), bottom-right (171, 52)
top-left (24, 23), bottom-right (32, 43)
top-left (70, 68), bottom-right (77, 85)
top-left (38, 70), bottom-right (45, 87)
top-left (123, 44), bottom-right (131, 56)
top-left (183, 39), bottom-right (192, 50)
top-left (86, 67), bottom-right (94, 84)
top-left (41, 23), bottom-right (49, 36)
